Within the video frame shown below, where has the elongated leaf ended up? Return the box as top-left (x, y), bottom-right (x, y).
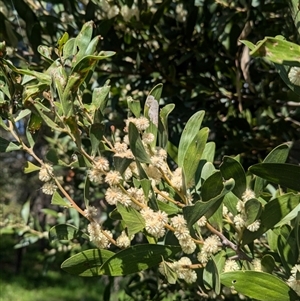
top-left (183, 127), bottom-right (209, 188)
top-left (100, 244), bottom-right (180, 276)
top-left (21, 200), bottom-right (30, 224)
top-left (159, 103), bottom-right (175, 148)
top-left (113, 156), bottom-right (133, 175)
top-left (127, 97), bottom-right (141, 118)
top-left (92, 84), bottom-right (110, 114)
top-left (289, 0), bottom-right (300, 33)
top-left (242, 193), bottom-right (300, 245)
top-left (157, 200), bottom-right (179, 215)
top-left (128, 122), bottom-right (151, 163)
top-left (220, 271), bottom-right (298, 301)
top-left (116, 203), bottom-right (145, 237)
top-left (254, 143), bottom-right (291, 194)
top-left (178, 111), bottom-right (205, 168)
top-left (261, 254), bottom-right (276, 273)
top-left (49, 224), bottom-right (88, 243)
top-left (90, 123), bottom-right (105, 156)
top-left (249, 36), bottom-right (300, 65)
top-left (61, 249), bottom-right (115, 277)
top-left (15, 109), bottom-right (31, 122)
top-left (220, 156), bottom-right (246, 199)
top-left (275, 63), bottom-right (300, 96)
top-left (61, 244), bottom-right (180, 277)
top-left (202, 142), bottom-right (216, 163)
top-left (250, 163), bottom-right (300, 191)
top-left (203, 256), bottom-right (221, 294)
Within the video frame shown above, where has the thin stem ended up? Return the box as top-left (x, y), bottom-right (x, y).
top-left (153, 187), bottom-right (185, 208)
top-left (206, 222), bottom-right (252, 261)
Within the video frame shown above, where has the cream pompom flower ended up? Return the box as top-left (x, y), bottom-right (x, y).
top-left (288, 67), bottom-right (300, 86)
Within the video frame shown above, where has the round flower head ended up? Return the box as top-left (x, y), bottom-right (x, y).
top-left (84, 206), bottom-right (98, 219)
top-left (39, 164), bottom-right (53, 182)
top-left (202, 235), bottom-right (220, 255)
top-left (288, 67), bottom-right (300, 86)
top-left (116, 231), bottom-right (131, 248)
top-left (87, 168), bottom-right (104, 184)
top-left (247, 220), bottom-right (260, 232)
top-left (105, 187), bottom-right (121, 205)
top-left (224, 259), bottom-right (240, 272)
top-left (135, 116), bottom-right (150, 131)
top-left (105, 170), bottom-right (122, 186)
top-left (41, 181), bottom-right (57, 195)
top-left (93, 156), bottom-right (110, 172)
top-left (241, 188), bottom-right (255, 202)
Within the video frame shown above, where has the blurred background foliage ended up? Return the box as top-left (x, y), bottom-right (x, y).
top-left (0, 0), bottom-right (300, 300)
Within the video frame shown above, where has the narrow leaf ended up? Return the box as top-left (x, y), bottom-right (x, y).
top-left (250, 163), bottom-right (300, 191)
top-left (128, 122), bottom-right (151, 163)
top-left (61, 249), bottom-right (115, 277)
top-left (178, 111), bottom-right (205, 168)
top-left (220, 271), bottom-right (298, 301)
top-left (100, 244), bottom-right (180, 276)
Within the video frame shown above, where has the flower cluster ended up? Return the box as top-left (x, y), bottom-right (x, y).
top-left (170, 215), bottom-right (196, 254)
top-left (87, 222), bottom-right (113, 249)
top-left (232, 189), bottom-right (261, 232)
top-left (159, 257), bottom-right (197, 284)
top-left (141, 208), bottom-right (168, 238)
top-left (39, 164), bottom-right (57, 195)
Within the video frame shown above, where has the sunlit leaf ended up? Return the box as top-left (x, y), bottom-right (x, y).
top-left (24, 161), bottom-right (40, 173)
top-left (242, 193), bottom-right (300, 245)
top-left (178, 111), bottom-right (205, 168)
top-left (51, 191), bottom-right (71, 207)
top-left (116, 203), bottom-right (145, 237)
top-left (220, 271), bottom-right (298, 301)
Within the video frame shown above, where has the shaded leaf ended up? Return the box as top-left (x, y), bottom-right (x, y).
top-left (242, 193), bottom-right (300, 245)
top-left (220, 156), bottom-right (246, 199)
top-left (254, 143), bottom-right (291, 195)
top-left (100, 244), bottom-right (180, 276)
top-left (49, 224), bottom-right (89, 244)
top-left (0, 137), bottom-right (21, 152)
top-left (61, 249), bottom-right (115, 277)
top-left (250, 163), bottom-right (300, 191)
top-left (128, 122), bottom-right (151, 163)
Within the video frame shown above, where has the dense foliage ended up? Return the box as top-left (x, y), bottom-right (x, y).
top-left (1, 0), bottom-right (300, 300)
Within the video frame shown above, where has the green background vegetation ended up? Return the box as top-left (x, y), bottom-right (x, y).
top-left (0, 0), bottom-right (299, 300)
